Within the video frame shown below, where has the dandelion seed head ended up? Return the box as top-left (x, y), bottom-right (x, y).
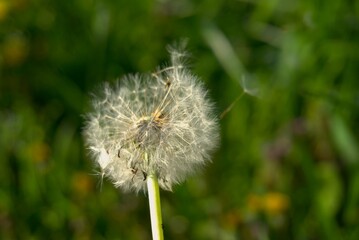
top-left (84, 47), bottom-right (220, 193)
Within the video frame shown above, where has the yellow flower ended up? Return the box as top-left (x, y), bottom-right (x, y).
top-left (262, 192), bottom-right (289, 215)
top-left (247, 192), bottom-right (289, 215)
top-left (0, 1), bottom-right (9, 21)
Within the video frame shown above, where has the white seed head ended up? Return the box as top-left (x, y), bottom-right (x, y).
top-left (83, 47), bottom-right (220, 193)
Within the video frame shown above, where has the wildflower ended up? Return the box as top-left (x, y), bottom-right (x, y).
top-left (84, 47), bottom-right (220, 193)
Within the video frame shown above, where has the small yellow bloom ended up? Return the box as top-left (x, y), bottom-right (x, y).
top-left (0, 1), bottom-right (10, 21)
top-left (247, 192), bottom-right (290, 215)
top-left (262, 192), bottom-right (289, 215)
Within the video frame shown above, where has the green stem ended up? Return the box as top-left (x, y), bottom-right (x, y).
top-left (147, 174), bottom-right (164, 240)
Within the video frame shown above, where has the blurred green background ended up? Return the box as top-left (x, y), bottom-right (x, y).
top-left (1, 0), bottom-right (358, 239)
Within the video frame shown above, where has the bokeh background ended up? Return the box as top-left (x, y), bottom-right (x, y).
top-left (1, 0), bottom-right (359, 239)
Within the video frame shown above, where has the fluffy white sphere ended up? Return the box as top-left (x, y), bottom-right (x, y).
top-left (84, 48), bottom-right (220, 193)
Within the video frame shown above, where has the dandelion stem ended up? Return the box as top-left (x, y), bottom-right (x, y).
top-left (147, 174), bottom-right (164, 240)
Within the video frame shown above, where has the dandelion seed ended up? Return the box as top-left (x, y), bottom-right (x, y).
top-left (98, 148), bottom-right (111, 169)
top-left (90, 169), bottom-right (106, 192)
top-left (83, 46), bottom-right (220, 193)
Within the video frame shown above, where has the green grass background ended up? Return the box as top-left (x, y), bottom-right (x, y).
top-left (1, 0), bottom-right (358, 239)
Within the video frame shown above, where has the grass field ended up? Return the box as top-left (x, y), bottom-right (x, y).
top-left (1, 0), bottom-right (358, 239)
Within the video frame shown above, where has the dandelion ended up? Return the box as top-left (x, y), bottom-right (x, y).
top-left (83, 45), bottom-right (220, 239)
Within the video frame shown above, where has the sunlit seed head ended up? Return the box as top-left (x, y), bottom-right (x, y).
top-left (83, 47), bottom-right (220, 193)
